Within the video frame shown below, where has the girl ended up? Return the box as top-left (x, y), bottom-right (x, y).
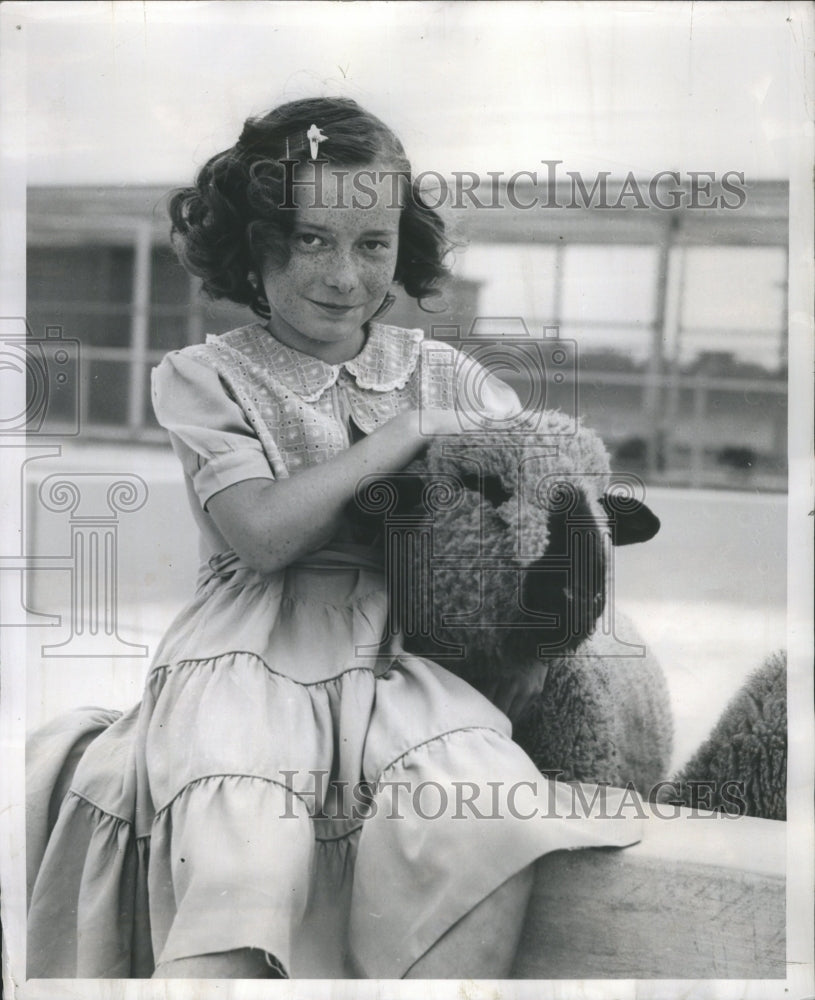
top-left (27, 97), bottom-right (639, 980)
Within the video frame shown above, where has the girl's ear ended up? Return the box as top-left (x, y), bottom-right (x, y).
top-left (599, 493), bottom-right (661, 546)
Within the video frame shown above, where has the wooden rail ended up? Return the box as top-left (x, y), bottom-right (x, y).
top-left (513, 803), bottom-right (785, 979)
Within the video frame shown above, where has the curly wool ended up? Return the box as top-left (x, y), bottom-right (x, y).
top-left (667, 651), bottom-right (786, 820)
top-left (403, 414), bottom-right (614, 672)
top-left (394, 414), bottom-right (673, 793)
top-left (510, 613), bottom-right (673, 796)
top-left (416, 411), bottom-right (613, 502)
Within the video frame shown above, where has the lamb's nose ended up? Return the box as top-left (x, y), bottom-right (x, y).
top-left (521, 558), bottom-right (606, 653)
top-left (563, 584), bottom-right (605, 611)
top-left (563, 581), bottom-right (607, 628)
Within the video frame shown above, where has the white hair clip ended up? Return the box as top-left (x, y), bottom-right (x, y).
top-left (307, 124), bottom-right (328, 159)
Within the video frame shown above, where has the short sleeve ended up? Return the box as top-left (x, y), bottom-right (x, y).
top-left (151, 352), bottom-right (275, 508)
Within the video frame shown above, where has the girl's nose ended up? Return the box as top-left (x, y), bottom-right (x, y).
top-left (324, 252), bottom-right (358, 295)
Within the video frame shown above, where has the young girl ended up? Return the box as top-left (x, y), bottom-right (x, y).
top-left (27, 97), bottom-right (639, 980)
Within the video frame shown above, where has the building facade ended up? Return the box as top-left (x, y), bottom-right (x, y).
top-left (26, 180), bottom-right (788, 489)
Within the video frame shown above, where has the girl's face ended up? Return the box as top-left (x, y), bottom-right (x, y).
top-left (260, 165), bottom-right (402, 363)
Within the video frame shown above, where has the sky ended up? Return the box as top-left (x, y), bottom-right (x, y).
top-left (11, 0), bottom-right (805, 186)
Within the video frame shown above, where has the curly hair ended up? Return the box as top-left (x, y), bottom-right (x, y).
top-left (168, 97), bottom-right (451, 319)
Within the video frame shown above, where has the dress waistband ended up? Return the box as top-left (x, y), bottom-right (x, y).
top-left (294, 545), bottom-right (384, 572)
top-left (203, 543), bottom-right (384, 582)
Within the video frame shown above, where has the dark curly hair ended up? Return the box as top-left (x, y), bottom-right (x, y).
top-left (168, 97), bottom-right (451, 319)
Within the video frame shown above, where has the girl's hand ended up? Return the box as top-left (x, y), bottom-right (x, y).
top-left (419, 406), bottom-right (512, 437)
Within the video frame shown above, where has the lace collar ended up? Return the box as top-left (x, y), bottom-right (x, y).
top-left (223, 322), bottom-right (425, 403)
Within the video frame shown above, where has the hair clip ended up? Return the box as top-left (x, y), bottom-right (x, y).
top-left (281, 125), bottom-right (328, 161)
top-left (307, 124), bottom-right (328, 159)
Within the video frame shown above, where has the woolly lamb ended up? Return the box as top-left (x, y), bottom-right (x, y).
top-left (349, 411), bottom-right (673, 794)
top-left (662, 650), bottom-right (786, 820)
top-left (511, 613), bottom-right (672, 794)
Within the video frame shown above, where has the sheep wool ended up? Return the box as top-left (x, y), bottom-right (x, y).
top-left (667, 651), bottom-right (786, 820)
top-left (511, 612), bottom-right (673, 796)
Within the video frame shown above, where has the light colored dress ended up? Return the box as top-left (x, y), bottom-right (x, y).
top-left (27, 321), bottom-right (641, 979)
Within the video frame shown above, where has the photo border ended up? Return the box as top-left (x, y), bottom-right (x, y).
top-left (1, 3), bottom-right (813, 998)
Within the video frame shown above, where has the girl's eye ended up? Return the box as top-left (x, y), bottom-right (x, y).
top-left (361, 239), bottom-right (390, 252)
top-left (296, 232), bottom-right (326, 248)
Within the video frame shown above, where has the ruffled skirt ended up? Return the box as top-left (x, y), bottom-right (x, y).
top-left (27, 555), bottom-right (641, 978)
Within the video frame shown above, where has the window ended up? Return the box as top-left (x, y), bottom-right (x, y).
top-left (26, 233), bottom-right (254, 437)
top-left (674, 246), bottom-right (787, 373)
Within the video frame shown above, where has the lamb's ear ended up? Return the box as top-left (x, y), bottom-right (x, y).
top-left (345, 472), bottom-right (429, 538)
top-left (599, 493), bottom-right (661, 545)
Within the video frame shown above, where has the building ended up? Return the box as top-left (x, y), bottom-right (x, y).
top-left (26, 179), bottom-right (788, 489)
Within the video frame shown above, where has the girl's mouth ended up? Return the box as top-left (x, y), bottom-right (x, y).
top-left (309, 299), bottom-right (359, 316)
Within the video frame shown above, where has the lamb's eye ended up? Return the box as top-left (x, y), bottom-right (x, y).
top-left (482, 475), bottom-right (512, 507)
top-left (458, 471), bottom-right (511, 507)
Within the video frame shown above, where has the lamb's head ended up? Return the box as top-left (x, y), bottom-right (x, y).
top-left (348, 411), bottom-right (660, 683)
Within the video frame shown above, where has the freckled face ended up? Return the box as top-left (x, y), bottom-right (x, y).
top-left (259, 166), bottom-right (401, 364)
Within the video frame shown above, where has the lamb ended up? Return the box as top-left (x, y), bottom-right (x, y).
top-left (511, 614), bottom-right (673, 794)
top-left (28, 412), bottom-right (674, 906)
top-left (660, 650), bottom-right (786, 820)
top-left (348, 410), bottom-right (673, 795)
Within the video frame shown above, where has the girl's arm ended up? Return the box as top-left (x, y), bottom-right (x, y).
top-left (206, 408), bottom-right (462, 573)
